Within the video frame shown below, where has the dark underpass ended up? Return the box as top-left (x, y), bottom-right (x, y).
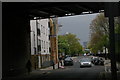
top-left (2, 2), bottom-right (120, 80)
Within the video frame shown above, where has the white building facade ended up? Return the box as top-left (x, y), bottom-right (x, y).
top-left (30, 19), bottom-right (50, 68)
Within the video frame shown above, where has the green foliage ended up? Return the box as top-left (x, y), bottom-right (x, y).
top-left (115, 18), bottom-right (120, 54)
top-left (89, 13), bottom-right (120, 54)
top-left (115, 18), bottom-right (120, 34)
top-left (89, 13), bottom-right (108, 53)
top-left (58, 33), bottom-right (83, 56)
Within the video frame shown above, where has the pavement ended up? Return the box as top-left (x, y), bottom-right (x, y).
top-left (2, 57), bottom-right (79, 80)
top-left (4, 57), bottom-right (112, 80)
top-left (18, 57), bottom-right (120, 80)
top-left (2, 61), bottom-right (65, 80)
top-left (40, 61), bottom-right (64, 70)
top-left (40, 57), bottom-right (77, 70)
top-left (99, 59), bottom-right (120, 80)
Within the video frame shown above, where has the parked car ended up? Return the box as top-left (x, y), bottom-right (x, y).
top-left (79, 58), bottom-right (92, 68)
top-left (64, 57), bottom-right (73, 66)
top-left (98, 57), bottom-right (104, 65)
top-left (91, 57), bottom-right (104, 65)
top-left (64, 55), bottom-right (71, 59)
top-left (91, 56), bottom-right (99, 64)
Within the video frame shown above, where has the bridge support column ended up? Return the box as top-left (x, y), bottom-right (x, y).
top-left (3, 5), bottom-right (31, 78)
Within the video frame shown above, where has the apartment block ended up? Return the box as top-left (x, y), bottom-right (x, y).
top-left (30, 19), bottom-right (50, 69)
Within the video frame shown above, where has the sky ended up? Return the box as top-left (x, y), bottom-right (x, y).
top-left (58, 13), bottom-right (99, 46)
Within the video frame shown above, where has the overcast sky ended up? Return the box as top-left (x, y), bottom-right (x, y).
top-left (58, 13), bottom-right (99, 46)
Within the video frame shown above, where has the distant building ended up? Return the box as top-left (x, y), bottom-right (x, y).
top-left (65, 32), bottom-right (69, 35)
top-left (83, 41), bottom-right (88, 49)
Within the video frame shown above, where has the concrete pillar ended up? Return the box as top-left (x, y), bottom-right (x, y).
top-left (3, 4), bottom-right (31, 78)
top-left (107, 3), bottom-right (117, 80)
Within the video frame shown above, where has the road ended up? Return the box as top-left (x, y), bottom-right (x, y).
top-left (3, 56), bottom-right (105, 80)
top-left (38, 56), bottom-right (105, 80)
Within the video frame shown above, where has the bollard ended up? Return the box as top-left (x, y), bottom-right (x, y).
top-left (53, 64), bottom-right (55, 69)
top-left (60, 60), bottom-right (62, 66)
top-left (58, 62), bottom-right (59, 69)
top-left (52, 61), bottom-right (55, 69)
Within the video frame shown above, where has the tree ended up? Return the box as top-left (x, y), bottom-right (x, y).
top-left (58, 33), bottom-right (82, 56)
top-left (115, 17), bottom-right (120, 54)
top-left (88, 13), bottom-right (109, 54)
top-left (115, 17), bottom-right (120, 34)
top-left (58, 35), bottom-right (69, 54)
top-left (89, 13), bottom-right (120, 54)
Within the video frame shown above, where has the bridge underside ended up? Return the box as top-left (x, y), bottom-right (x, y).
top-left (2, 2), bottom-right (119, 78)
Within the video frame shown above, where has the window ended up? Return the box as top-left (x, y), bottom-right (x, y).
top-left (38, 45), bottom-right (41, 52)
top-left (44, 41), bottom-right (45, 49)
top-left (38, 39), bottom-right (41, 52)
top-left (37, 28), bottom-right (40, 36)
top-left (38, 39), bottom-right (40, 45)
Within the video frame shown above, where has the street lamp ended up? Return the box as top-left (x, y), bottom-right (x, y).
top-left (103, 46), bottom-right (107, 60)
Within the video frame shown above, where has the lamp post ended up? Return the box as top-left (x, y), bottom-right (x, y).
top-left (57, 24), bottom-right (62, 69)
top-left (103, 45), bottom-right (107, 60)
